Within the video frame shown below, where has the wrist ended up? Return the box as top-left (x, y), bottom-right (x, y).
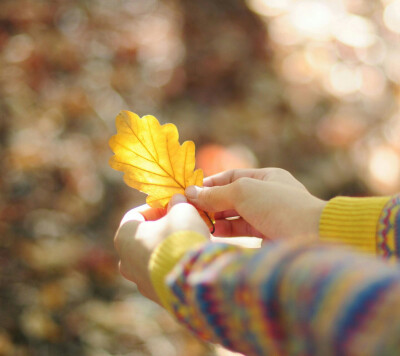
top-left (307, 198), bottom-right (327, 241)
top-left (148, 231), bottom-right (208, 310)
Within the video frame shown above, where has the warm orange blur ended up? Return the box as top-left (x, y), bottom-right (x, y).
top-left (1, 1), bottom-right (399, 355)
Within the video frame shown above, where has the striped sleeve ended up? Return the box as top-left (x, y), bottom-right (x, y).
top-left (377, 194), bottom-right (400, 260)
top-left (149, 236), bottom-right (400, 356)
top-left (320, 194), bottom-right (400, 261)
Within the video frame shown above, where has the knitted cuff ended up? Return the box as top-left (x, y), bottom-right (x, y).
top-left (319, 196), bottom-right (390, 254)
top-left (148, 231), bottom-right (207, 311)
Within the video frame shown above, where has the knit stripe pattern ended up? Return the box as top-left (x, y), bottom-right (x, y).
top-left (148, 231), bottom-right (207, 312)
top-left (319, 196), bottom-right (390, 254)
top-left (377, 194), bottom-right (400, 261)
top-left (148, 194), bottom-right (400, 355)
top-left (158, 241), bottom-right (400, 355)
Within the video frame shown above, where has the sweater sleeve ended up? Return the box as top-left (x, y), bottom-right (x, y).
top-left (319, 194), bottom-right (400, 261)
top-left (149, 235), bottom-right (400, 356)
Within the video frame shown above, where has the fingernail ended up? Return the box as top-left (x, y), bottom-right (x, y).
top-left (185, 185), bottom-right (201, 199)
top-left (169, 194), bottom-right (187, 206)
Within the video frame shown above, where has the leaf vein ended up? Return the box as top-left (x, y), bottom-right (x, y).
top-left (148, 195), bottom-right (174, 203)
top-left (113, 161), bottom-right (170, 178)
top-left (126, 118), bottom-right (183, 188)
top-left (113, 141), bottom-right (155, 163)
top-left (165, 134), bottom-right (180, 188)
top-left (134, 181), bottom-right (183, 189)
top-left (183, 143), bottom-right (187, 185)
top-left (147, 119), bottom-right (159, 162)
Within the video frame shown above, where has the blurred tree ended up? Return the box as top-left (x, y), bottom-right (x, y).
top-left (180, 0), bottom-right (267, 104)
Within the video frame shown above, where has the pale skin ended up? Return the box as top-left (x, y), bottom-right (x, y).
top-left (114, 168), bottom-right (327, 304)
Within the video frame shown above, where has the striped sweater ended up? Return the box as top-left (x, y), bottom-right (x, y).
top-left (149, 195), bottom-right (400, 355)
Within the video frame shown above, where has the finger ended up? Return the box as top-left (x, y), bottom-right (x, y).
top-left (214, 209), bottom-right (240, 220)
top-left (213, 218), bottom-right (265, 238)
top-left (119, 261), bottom-right (138, 284)
top-left (114, 220), bottom-right (141, 253)
top-left (167, 194), bottom-right (188, 211)
top-left (185, 184), bottom-right (237, 213)
top-left (168, 203), bottom-right (210, 238)
top-left (260, 168), bottom-right (305, 187)
top-left (118, 261), bottom-right (128, 279)
top-left (120, 206), bottom-right (146, 226)
top-left (203, 168), bottom-right (304, 188)
top-left (140, 207), bottom-right (167, 221)
top-left (203, 169), bottom-right (262, 187)
top-left (121, 204), bottom-right (167, 225)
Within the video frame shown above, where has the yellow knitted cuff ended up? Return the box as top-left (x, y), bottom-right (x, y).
top-left (148, 231), bottom-right (207, 311)
top-left (319, 196), bottom-right (390, 254)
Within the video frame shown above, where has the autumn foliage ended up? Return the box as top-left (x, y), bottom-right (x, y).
top-left (109, 111), bottom-right (215, 229)
top-left (109, 111), bottom-right (204, 208)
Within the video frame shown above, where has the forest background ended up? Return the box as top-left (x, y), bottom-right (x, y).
top-left (1, 0), bottom-right (400, 355)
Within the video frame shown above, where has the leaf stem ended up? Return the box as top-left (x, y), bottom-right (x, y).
top-left (204, 211), bottom-right (215, 234)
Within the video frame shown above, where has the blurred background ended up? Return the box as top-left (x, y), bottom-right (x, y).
top-left (1, 0), bottom-right (400, 355)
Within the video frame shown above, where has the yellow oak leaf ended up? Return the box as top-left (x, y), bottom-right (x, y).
top-left (109, 110), bottom-right (204, 209)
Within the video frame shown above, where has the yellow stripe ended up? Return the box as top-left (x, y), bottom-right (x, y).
top-left (148, 231), bottom-right (207, 311)
top-left (319, 196), bottom-right (390, 255)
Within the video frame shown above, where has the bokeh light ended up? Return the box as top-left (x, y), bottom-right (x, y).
top-left (383, 0), bottom-right (400, 34)
top-left (333, 14), bottom-right (376, 48)
top-left (246, 0), bottom-right (400, 196)
top-left (1, 0), bottom-right (399, 355)
top-left (368, 145), bottom-right (400, 193)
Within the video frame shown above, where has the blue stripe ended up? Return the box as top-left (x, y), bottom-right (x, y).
top-left (395, 208), bottom-right (400, 258)
top-left (237, 249), bottom-right (278, 356)
top-left (307, 260), bottom-right (349, 320)
top-left (334, 276), bottom-right (395, 355)
top-left (261, 245), bottom-right (311, 320)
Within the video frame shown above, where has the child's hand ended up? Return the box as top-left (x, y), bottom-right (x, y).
top-left (114, 195), bottom-right (209, 304)
top-left (186, 168), bottom-right (326, 241)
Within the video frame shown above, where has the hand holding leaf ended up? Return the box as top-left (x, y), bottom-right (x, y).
top-left (109, 110), bottom-right (214, 230)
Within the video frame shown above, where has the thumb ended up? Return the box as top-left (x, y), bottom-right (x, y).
top-left (185, 184), bottom-right (236, 212)
top-left (114, 220), bottom-right (141, 254)
top-left (168, 193), bottom-right (188, 211)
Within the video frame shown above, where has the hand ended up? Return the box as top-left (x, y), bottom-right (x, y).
top-left (185, 168), bottom-right (326, 241)
top-left (114, 195), bottom-right (209, 304)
